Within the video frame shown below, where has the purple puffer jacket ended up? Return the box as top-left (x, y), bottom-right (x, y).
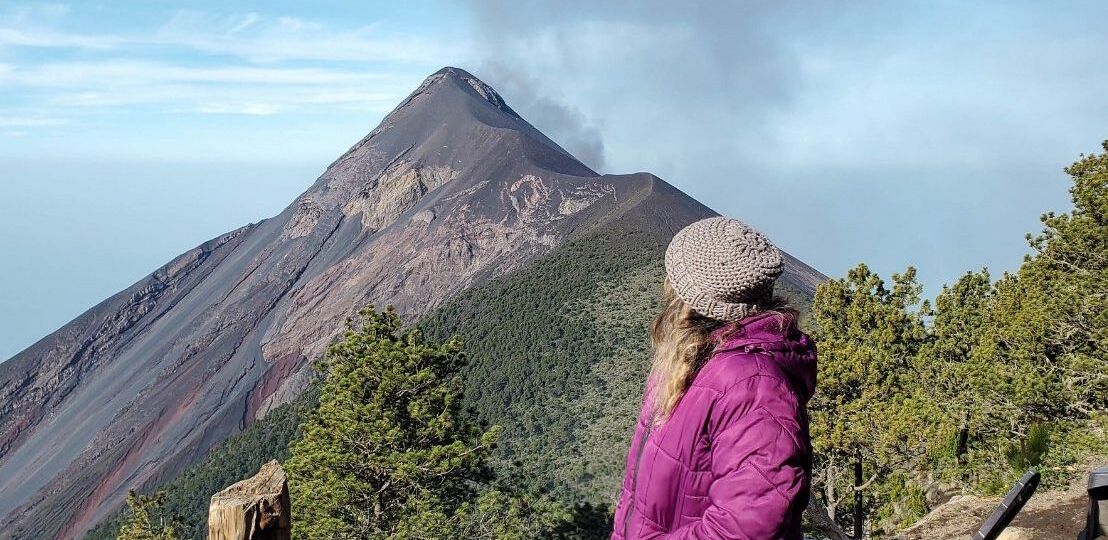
top-left (611, 312), bottom-right (817, 540)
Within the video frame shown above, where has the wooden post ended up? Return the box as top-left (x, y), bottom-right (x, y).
top-left (208, 460), bottom-right (291, 540)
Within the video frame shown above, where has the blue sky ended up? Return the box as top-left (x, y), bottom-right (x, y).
top-left (2, 1), bottom-right (1107, 359)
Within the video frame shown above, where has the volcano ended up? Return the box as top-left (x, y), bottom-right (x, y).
top-left (0, 67), bottom-right (825, 539)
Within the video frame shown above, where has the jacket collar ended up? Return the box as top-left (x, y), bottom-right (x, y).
top-left (712, 311), bottom-right (799, 352)
top-left (710, 311), bottom-right (817, 401)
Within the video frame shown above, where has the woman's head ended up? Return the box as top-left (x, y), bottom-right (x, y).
top-left (663, 217), bottom-right (784, 321)
top-left (648, 217), bottom-right (788, 421)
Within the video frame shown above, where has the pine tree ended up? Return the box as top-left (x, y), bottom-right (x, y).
top-left (285, 306), bottom-right (578, 539)
top-left (808, 264), bottom-right (930, 537)
top-left (914, 270), bottom-right (994, 476)
top-left (285, 306), bottom-right (497, 539)
top-left (116, 491), bottom-right (181, 540)
top-left (457, 489), bottom-right (577, 539)
top-left (1008, 141), bottom-right (1108, 416)
top-left (957, 141), bottom-right (1108, 489)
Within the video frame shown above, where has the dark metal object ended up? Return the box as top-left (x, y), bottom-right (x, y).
top-left (973, 470), bottom-right (1040, 540)
top-left (853, 459), bottom-right (864, 540)
top-left (1078, 466), bottom-right (1108, 540)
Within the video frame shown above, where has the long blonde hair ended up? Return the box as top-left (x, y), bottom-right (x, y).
top-left (648, 278), bottom-right (792, 422)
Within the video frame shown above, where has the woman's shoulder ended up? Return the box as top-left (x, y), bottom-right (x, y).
top-left (694, 312), bottom-right (817, 404)
top-left (691, 350), bottom-right (807, 437)
top-left (692, 346), bottom-right (797, 397)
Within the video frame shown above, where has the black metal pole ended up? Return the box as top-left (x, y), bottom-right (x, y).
top-left (854, 458), bottom-right (864, 540)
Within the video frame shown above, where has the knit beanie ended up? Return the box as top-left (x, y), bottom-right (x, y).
top-left (664, 217), bottom-right (784, 322)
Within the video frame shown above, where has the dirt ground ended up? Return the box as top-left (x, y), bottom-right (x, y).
top-left (897, 474), bottom-right (1095, 540)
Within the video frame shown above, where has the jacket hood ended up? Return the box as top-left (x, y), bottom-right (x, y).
top-left (712, 311), bottom-right (817, 402)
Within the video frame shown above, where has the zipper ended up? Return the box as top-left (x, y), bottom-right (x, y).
top-left (622, 413), bottom-right (655, 539)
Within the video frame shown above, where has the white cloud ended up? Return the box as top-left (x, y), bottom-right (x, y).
top-left (0, 10), bottom-right (456, 64)
top-left (35, 78), bottom-right (404, 112)
top-left (0, 115), bottom-right (68, 127)
top-left (228, 12), bottom-right (261, 34)
top-left (0, 59), bottom-right (408, 113)
top-left (0, 8), bottom-right (454, 125)
top-left (0, 26), bottom-right (121, 49)
top-left (153, 21), bottom-right (448, 64)
top-left (3, 60), bottom-right (395, 87)
top-left (195, 103), bottom-right (282, 116)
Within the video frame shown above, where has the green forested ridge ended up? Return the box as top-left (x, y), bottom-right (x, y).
top-left (418, 219), bottom-right (667, 509)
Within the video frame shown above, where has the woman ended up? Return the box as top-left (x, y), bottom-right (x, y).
top-left (612, 217), bottom-right (817, 540)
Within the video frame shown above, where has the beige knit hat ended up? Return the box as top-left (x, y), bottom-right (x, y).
top-left (664, 217), bottom-right (784, 321)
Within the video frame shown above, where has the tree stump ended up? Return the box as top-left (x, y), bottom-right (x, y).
top-left (208, 460), bottom-right (291, 540)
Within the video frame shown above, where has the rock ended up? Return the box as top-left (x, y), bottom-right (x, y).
top-left (208, 460), bottom-right (290, 540)
top-left (411, 208), bottom-right (436, 225)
